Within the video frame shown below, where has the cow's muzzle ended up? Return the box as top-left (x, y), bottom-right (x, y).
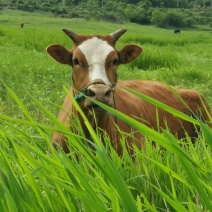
top-left (87, 85), bottom-right (111, 103)
top-left (74, 81), bottom-right (114, 113)
top-left (74, 81), bottom-right (114, 103)
top-left (85, 81), bottom-right (114, 109)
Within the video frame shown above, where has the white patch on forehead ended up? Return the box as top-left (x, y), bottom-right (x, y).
top-left (78, 37), bottom-right (114, 85)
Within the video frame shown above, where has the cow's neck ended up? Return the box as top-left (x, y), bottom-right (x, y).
top-left (77, 109), bottom-right (118, 147)
top-left (83, 110), bottom-right (113, 133)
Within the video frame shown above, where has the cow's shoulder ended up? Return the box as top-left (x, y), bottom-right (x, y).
top-left (57, 88), bottom-right (74, 125)
top-left (115, 80), bottom-right (184, 112)
top-left (116, 80), bottom-right (175, 99)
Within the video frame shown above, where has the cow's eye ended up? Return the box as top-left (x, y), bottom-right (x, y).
top-left (112, 58), bottom-right (118, 66)
top-left (73, 58), bottom-right (80, 66)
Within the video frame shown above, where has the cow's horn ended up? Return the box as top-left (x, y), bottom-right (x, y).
top-left (62, 28), bottom-right (79, 42)
top-left (110, 29), bottom-right (127, 42)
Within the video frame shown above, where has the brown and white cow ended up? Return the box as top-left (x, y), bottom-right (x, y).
top-left (47, 29), bottom-right (211, 155)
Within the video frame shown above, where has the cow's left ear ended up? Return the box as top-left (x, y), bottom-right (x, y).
top-left (46, 44), bottom-right (72, 65)
top-left (118, 44), bottom-right (142, 64)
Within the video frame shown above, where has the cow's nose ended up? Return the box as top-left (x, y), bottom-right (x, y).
top-left (87, 86), bottom-right (111, 104)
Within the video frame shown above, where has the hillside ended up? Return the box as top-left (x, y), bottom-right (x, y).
top-left (0, 0), bottom-right (212, 27)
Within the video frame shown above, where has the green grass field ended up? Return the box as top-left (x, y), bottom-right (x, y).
top-left (0, 9), bottom-right (212, 211)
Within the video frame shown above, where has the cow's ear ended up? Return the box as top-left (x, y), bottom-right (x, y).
top-left (46, 44), bottom-right (72, 65)
top-left (118, 44), bottom-right (142, 64)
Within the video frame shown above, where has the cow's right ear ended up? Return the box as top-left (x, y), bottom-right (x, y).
top-left (46, 44), bottom-right (72, 65)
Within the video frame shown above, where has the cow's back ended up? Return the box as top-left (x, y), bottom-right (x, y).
top-left (114, 80), bottom-right (211, 142)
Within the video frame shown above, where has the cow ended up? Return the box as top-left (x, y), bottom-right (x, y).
top-left (46, 28), bottom-right (211, 155)
top-left (174, 29), bottom-right (180, 34)
top-left (20, 22), bottom-right (24, 28)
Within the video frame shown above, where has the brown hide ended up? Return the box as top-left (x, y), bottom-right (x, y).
top-left (52, 80), bottom-right (212, 155)
top-left (48, 29), bottom-right (211, 155)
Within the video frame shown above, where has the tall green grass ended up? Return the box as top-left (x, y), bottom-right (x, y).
top-left (0, 84), bottom-right (211, 211)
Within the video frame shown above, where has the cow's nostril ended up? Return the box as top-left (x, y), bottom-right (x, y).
top-left (86, 86), bottom-right (112, 102)
top-left (87, 88), bottom-right (95, 97)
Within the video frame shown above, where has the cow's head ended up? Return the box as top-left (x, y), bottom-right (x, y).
top-left (47, 29), bottom-right (142, 115)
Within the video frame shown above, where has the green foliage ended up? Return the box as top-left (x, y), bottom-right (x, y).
top-left (0, 0), bottom-right (212, 27)
top-left (151, 9), bottom-right (194, 28)
top-left (124, 1), bottom-right (151, 24)
top-left (0, 81), bottom-right (212, 211)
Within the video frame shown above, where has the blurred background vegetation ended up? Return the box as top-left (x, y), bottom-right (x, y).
top-left (0, 0), bottom-right (212, 28)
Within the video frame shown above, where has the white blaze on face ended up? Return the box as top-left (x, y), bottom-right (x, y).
top-left (78, 37), bottom-right (114, 86)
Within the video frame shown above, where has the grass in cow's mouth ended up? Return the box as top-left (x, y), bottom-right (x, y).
top-left (89, 104), bottom-right (107, 114)
top-left (91, 104), bottom-right (100, 109)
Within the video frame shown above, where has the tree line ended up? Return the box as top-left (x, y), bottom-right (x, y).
top-left (1, 0), bottom-right (212, 28)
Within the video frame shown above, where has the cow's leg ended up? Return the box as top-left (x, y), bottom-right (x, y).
top-left (51, 132), bottom-right (69, 153)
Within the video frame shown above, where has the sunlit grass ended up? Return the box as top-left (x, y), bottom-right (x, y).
top-left (0, 85), bottom-right (211, 211)
top-left (0, 9), bottom-right (212, 211)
